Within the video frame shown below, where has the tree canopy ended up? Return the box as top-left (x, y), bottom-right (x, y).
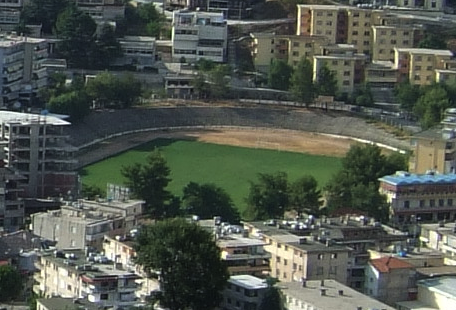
top-left (182, 182), bottom-right (240, 223)
top-left (290, 58), bottom-right (315, 106)
top-left (268, 59), bottom-right (293, 91)
top-left (418, 33), bottom-right (447, 49)
top-left (135, 218), bottom-right (229, 310)
top-left (121, 150), bottom-right (174, 217)
top-left (316, 64), bottom-right (338, 97)
top-left (244, 172), bottom-right (289, 220)
top-left (289, 175), bottom-right (322, 216)
top-left (21, 0), bottom-right (70, 34)
top-left (413, 85), bottom-right (450, 129)
top-left (0, 265), bottom-right (22, 302)
top-left (258, 285), bottom-right (285, 310)
top-left (325, 144), bottom-right (408, 222)
top-left (48, 90), bottom-right (91, 122)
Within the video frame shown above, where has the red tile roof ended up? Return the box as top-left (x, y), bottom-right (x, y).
top-left (370, 257), bottom-right (414, 273)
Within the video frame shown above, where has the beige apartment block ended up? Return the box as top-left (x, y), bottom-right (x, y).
top-left (250, 33), bottom-right (328, 72)
top-left (371, 25), bottom-right (420, 62)
top-left (313, 53), bottom-right (366, 93)
top-left (346, 8), bottom-right (373, 55)
top-left (395, 48), bottom-right (453, 86)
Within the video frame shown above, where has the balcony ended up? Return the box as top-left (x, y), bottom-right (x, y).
top-left (222, 252), bottom-right (271, 261)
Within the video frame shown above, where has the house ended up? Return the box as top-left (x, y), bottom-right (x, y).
top-left (221, 275), bottom-right (268, 310)
top-left (365, 256), bottom-right (417, 306)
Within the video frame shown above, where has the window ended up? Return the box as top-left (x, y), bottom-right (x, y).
top-left (299, 265), bottom-right (302, 271)
top-left (277, 243), bottom-right (282, 249)
top-left (284, 245), bottom-right (288, 251)
top-left (449, 199), bottom-right (453, 206)
top-left (391, 39), bottom-right (396, 44)
top-left (427, 66), bottom-right (433, 71)
top-left (71, 226), bottom-right (77, 234)
top-left (317, 11), bottom-right (323, 16)
top-left (293, 263), bottom-right (297, 270)
top-left (379, 49), bottom-right (384, 54)
top-left (277, 256), bottom-right (281, 263)
top-left (317, 20), bottom-right (323, 25)
top-left (100, 294), bottom-right (108, 300)
top-left (316, 267), bottom-right (324, 275)
top-left (329, 266), bottom-right (337, 275)
top-left (403, 40), bottom-right (409, 45)
top-left (420, 200), bottom-right (425, 207)
top-left (439, 199), bottom-right (444, 207)
top-left (326, 21), bottom-right (332, 26)
top-left (305, 43), bottom-right (312, 48)
top-left (270, 49), bottom-right (274, 54)
top-left (430, 199), bottom-right (435, 207)
top-left (404, 201), bottom-right (410, 209)
top-left (332, 60), bottom-right (338, 65)
top-left (344, 61), bottom-right (350, 66)
top-left (227, 297), bottom-right (232, 304)
top-left (343, 80), bottom-right (350, 85)
top-left (331, 253), bottom-right (338, 259)
top-left (283, 272), bottom-right (287, 279)
top-left (344, 71), bottom-right (350, 76)
top-left (318, 254), bottom-right (324, 260)
top-left (353, 12), bottom-right (359, 17)
top-left (415, 66), bottom-right (422, 71)
top-left (391, 30), bottom-right (396, 35)
top-left (293, 51), bottom-right (299, 57)
top-left (326, 30), bottom-right (332, 35)
top-left (364, 31), bottom-right (370, 36)
top-left (293, 42), bottom-right (300, 47)
top-left (284, 259), bottom-right (288, 266)
top-left (67, 284), bottom-right (72, 291)
top-left (353, 22), bottom-right (359, 26)
top-left (416, 56), bottom-right (422, 61)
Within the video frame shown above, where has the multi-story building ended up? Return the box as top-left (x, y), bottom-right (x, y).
top-left (113, 36), bottom-right (156, 71)
top-left (365, 257), bottom-right (417, 306)
top-left (395, 48), bottom-right (453, 86)
top-left (75, 0), bottom-right (125, 21)
top-left (37, 297), bottom-right (100, 310)
top-left (0, 0), bottom-right (23, 31)
top-left (0, 111), bottom-right (78, 198)
top-left (221, 275), bottom-right (268, 310)
top-left (409, 127), bottom-right (456, 174)
top-left (244, 221), bottom-right (351, 284)
top-left (346, 8), bottom-right (374, 55)
top-left (31, 198), bottom-right (143, 250)
top-left (420, 221), bottom-right (456, 262)
top-left (171, 10), bottom-right (227, 63)
top-left (371, 25), bottom-right (422, 62)
top-left (313, 51), bottom-right (366, 94)
top-left (0, 167), bottom-right (24, 232)
top-left (250, 33), bottom-right (328, 73)
top-left (379, 171), bottom-right (456, 225)
top-left (34, 249), bottom-right (142, 309)
top-left (283, 279), bottom-right (395, 310)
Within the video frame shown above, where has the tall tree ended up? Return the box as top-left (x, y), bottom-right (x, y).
top-left (316, 64), bottom-right (338, 97)
top-left (54, 4), bottom-right (97, 68)
top-left (135, 219), bottom-right (229, 310)
top-left (208, 64), bottom-right (231, 99)
top-left (182, 182), bottom-right (240, 223)
top-left (48, 90), bottom-right (91, 122)
top-left (414, 85), bottom-right (450, 129)
top-left (121, 150), bottom-right (173, 217)
top-left (394, 80), bottom-right (421, 111)
top-left (268, 59), bottom-right (293, 91)
top-left (289, 175), bottom-right (322, 216)
top-left (92, 23), bottom-right (123, 69)
top-left (0, 265), bottom-right (22, 302)
top-left (244, 172), bottom-right (289, 220)
top-left (258, 285), bottom-right (285, 310)
top-left (325, 144), bottom-right (407, 221)
top-left (290, 58), bottom-right (315, 106)
top-left (21, 0), bottom-right (70, 34)
top-left (418, 33), bottom-right (447, 49)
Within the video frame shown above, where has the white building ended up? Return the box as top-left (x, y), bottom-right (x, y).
top-left (221, 275), bottom-right (268, 310)
top-left (113, 36), bottom-right (156, 70)
top-left (172, 10), bottom-right (227, 63)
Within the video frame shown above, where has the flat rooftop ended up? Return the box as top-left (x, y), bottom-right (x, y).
top-left (282, 280), bottom-right (395, 310)
top-left (395, 47), bottom-right (453, 56)
top-left (217, 235), bottom-right (266, 248)
top-left (38, 298), bottom-right (100, 310)
top-left (418, 277), bottom-right (456, 299)
top-left (0, 111), bottom-right (70, 126)
top-left (229, 275), bottom-right (268, 290)
top-left (379, 171), bottom-right (456, 186)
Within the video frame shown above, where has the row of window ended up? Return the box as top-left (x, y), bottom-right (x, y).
top-left (403, 198), bottom-right (454, 209)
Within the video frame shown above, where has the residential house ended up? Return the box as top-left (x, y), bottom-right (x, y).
top-left (221, 275), bottom-right (268, 310)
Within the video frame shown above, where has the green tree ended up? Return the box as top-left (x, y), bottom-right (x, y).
top-left (82, 184), bottom-right (105, 200)
top-left (352, 84), bottom-right (374, 107)
top-left (418, 33), bottom-right (447, 49)
top-left (289, 175), bottom-right (322, 216)
top-left (182, 182), bottom-right (240, 223)
top-left (208, 64), bottom-right (231, 99)
top-left (92, 23), bottom-right (123, 69)
top-left (135, 219), bottom-right (229, 310)
top-left (48, 90), bottom-right (91, 122)
top-left (394, 80), bottom-right (421, 111)
top-left (54, 4), bottom-right (97, 68)
top-left (121, 150), bottom-right (173, 217)
top-left (290, 58), bottom-right (315, 106)
top-left (414, 85), bottom-right (450, 129)
top-left (316, 64), bottom-right (338, 97)
top-left (268, 59), bottom-right (293, 91)
top-left (0, 265), bottom-right (22, 302)
top-left (325, 144), bottom-right (407, 221)
top-left (244, 172), bottom-right (289, 220)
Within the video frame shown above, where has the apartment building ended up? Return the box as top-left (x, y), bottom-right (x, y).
top-left (365, 60), bottom-right (398, 88)
top-left (221, 275), bottom-right (268, 310)
top-left (171, 10), bottom-right (227, 63)
top-left (283, 279), bottom-right (395, 310)
top-left (409, 127), bottom-right (456, 174)
top-left (0, 0), bottom-right (23, 31)
top-left (346, 8), bottom-right (374, 55)
top-left (313, 52), bottom-right (366, 93)
top-left (244, 221), bottom-right (351, 284)
top-left (419, 221), bottom-right (456, 261)
top-left (34, 249), bottom-right (142, 309)
top-left (371, 25), bottom-right (421, 62)
top-left (395, 48), bottom-right (453, 86)
top-left (0, 111), bottom-right (78, 198)
top-left (0, 167), bottom-right (24, 232)
top-left (31, 200), bottom-right (143, 250)
top-left (365, 257), bottom-right (417, 306)
top-left (379, 171), bottom-right (456, 225)
top-left (75, 0), bottom-right (125, 21)
top-left (113, 36), bottom-right (156, 71)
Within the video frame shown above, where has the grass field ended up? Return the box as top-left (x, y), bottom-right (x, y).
top-left (80, 138), bottom-right (342, 212)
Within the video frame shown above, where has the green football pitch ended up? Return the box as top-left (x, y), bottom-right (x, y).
top-left (80, 138), bottom-right (342, 212)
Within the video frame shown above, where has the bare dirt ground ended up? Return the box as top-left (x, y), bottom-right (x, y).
top-left (77, 128), bottom-right (355, 168)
